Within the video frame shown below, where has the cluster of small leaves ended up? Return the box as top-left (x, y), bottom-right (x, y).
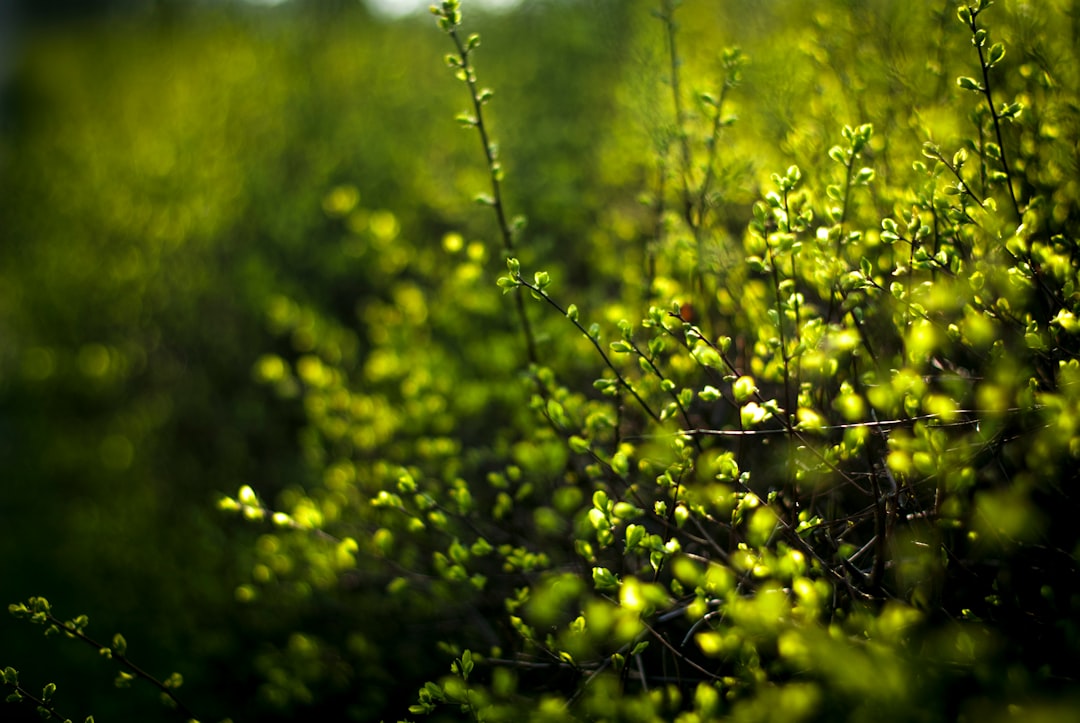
top-left (409, 650), bottom-right (482, 719)
top-left (396, 1), bottom-right (1080, 720)
top-left (204, 1), bottom-right (1080, 721)
top-left (6, 598), bottom-right (206, 723)
top-left (2, 665), bottom-right (84, 723)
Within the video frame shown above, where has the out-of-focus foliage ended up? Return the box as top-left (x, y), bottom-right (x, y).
top-left (0, 1), bottom-right (635, 720)
top-left (3, 0), bottom-right (1080, 721)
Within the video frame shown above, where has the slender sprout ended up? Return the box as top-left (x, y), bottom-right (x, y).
top-left (763, 195), bottom-right (794, 425)
top-left (958, 2), bottom-right (1021, 219)
top-left (506, 266), bottom-right (663, 425)
top-left (433, 1), bottom-right (538, 364)
top-left (922, 143), bottom-right (987, 212)
top-left (957, 3), bottom-right (1065, 317)
top-left (1, 671), bottom-right (74, 723)
top-left (657, 0), bottom-right (693, 226)
top-left (624, 335), bottom-right (698, 437)
top-left (654, 3), bottom-right (745, 333)
top-left (8, 598), bottom-right (197, 722)
top-left (694, 61), bottom-right (738, 231)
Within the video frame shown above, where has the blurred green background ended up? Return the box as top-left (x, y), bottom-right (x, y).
top-left (0, 1), bottom-right (639, 719)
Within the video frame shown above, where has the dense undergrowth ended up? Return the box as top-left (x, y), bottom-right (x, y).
top-left (3, 0), bottom-right (1080, 721)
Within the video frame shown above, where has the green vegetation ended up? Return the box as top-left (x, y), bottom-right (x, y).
top-left (2, 0), bottom-right (1079, 721)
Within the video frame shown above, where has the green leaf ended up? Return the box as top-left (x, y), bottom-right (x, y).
top-left (987, 42), bottom-right (1005, 66)
top-left (112, 633), bottom-right (127, 657)
top-left (611, 451), bottom-right (630, 478)
top-left (733, 375), bottom-right (758, 403)
top-left (593, 377), bottom-right (618, 395)
top-left (999, 101), bottom-right (1023, 119)
top-left (3, 667), bottom-right (18, 685)
top-left (860, 256), bottom-right (873, 277)
top-left (957, 76), bottom-right (983, 91)
top-left (592, 567), bottom-right (620, 592)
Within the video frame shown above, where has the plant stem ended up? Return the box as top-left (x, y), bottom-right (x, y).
top-left (514, 275), bottom-right (663, 425)
top-left (444, 18), bottom-right (539, 364)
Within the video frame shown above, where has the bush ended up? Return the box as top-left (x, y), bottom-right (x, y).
top-left (5, 0), bottom-right (1080, 721)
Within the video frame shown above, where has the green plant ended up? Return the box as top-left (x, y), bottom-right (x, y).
top-left (5, 0), bottom-right (1079, 721)
top-left (388, 1), bottom-right (1080, 719)
top-left (5, 597), bottom-right (207, 723)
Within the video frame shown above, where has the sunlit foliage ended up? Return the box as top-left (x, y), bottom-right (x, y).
top-left (3, 0), bottom-right (1080, 721)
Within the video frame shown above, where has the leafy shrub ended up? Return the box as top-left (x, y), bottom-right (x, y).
top-left (5, 0), bottom-right (1080, 721)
